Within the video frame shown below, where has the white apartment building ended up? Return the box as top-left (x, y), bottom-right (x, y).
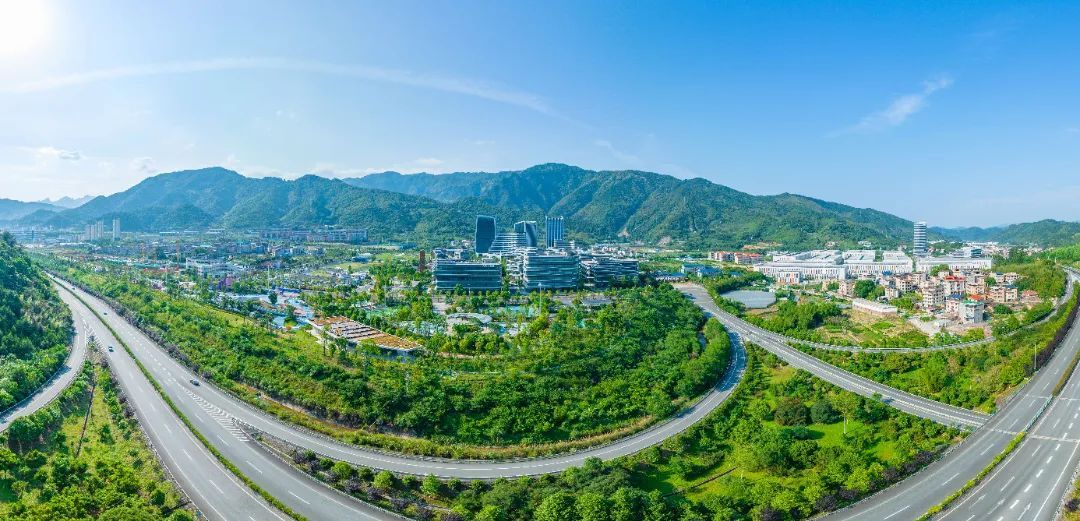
top-left (923, 283), bottom-right (945, 309)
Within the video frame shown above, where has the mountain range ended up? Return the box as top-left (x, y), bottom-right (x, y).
top-left (8, 163), bottom-right (1080, 249)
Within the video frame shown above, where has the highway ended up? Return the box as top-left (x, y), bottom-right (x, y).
top-left (677, 283), bottom-right (989, 429)
top-left (823, 269), bottom-right (1080, 521)
top-left (0, 305), bottom-right (89, 432)
top-left (54, 269), bottom-right (1080, 521)
top-left (53, 276), bottom-right (748, 480)
top-left (54, 280), bottom-right (406, 520)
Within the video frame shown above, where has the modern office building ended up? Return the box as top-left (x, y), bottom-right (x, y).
top-left (755, 250), bottom-right (847, 281)
top-left (545, 216), bottom-right (565, 248)
top-left (580, 255), bottom-right (639, 287)
top-left (913, 221), bottom-right (928, 257)
top-left (475, 215), bottom-right (496, 254)
top-left (519, 252), bottom-right (580, 291)
top-left (843, 250), bottom-right (913, 277)
top-left (489, 232), bottom-right (527, 255)
top-left (914, 256), bottom-right (992, 273)
top-left (514, 221), bottom-right (539, 248)
top-left (431, 259), bottom-right (503, 292)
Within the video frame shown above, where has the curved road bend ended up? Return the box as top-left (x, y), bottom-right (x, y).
top-left (56, 282), bottom-right (405, 521)
top-left (823, 270), bottom-right (1080, 521)
top-left (0, 301), bottom-right (89, 432)
top-left (677, 284), bottom-right (989, 429)
top-left (53, 277), bottom-right (748, 479)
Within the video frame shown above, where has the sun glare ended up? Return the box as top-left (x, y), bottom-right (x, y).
top-left (0, 0), bottom-right (52, 58)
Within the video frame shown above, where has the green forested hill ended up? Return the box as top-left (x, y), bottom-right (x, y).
top-left (351, 163), bottom-right (915, 247)
top-left (934, 219), bottom-right (1080, 247)
top-left (30, 164), bottom-right (918, 248)
top-left (0, 233), bottom-right (72, 411)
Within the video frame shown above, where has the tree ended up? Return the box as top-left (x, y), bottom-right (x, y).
top-left (268, 291), bottom-right (278, 306)
top-left (421, 474), bottom-right (442, 497)
top-left (774, 397), bottom-right (810, 426)
top-left (834, 393), bottom-right (860, 435)
top-left (810, 399), bottom-right (840, 424)
top-left (577, 492), bottom-right (612, 521)
top-left (854, 280), bottom-right (878, 299)
top-left (535, 492), bottom-right (578, 521)
top-left (373, 470), bottom-right (394, 492)
top-left (330, 461), bottom-right (355, 481)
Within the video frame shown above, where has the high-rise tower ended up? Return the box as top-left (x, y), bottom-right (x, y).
top-left (545, 216), bottom-right (565, 248)
top-left (514, 221), bottom-right (539, 248)
top-left (475, 215), bottom-right (496, 254)
top-left (913, 221), bottom-right (928, 257)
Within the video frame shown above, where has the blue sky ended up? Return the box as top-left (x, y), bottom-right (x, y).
top-left (1, 1), bottom-right (1078, 226)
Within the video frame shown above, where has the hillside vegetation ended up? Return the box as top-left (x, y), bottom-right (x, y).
top-left (44, 256), bottom-right (732, 456)
top-left (0, 363), bottom-right (192, 520)
top-left (0, 233), bottom-right (72, 412)
top-left (28, 164), bottom-right (918, 249)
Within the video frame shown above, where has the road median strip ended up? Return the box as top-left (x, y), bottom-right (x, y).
top-left (58, 281), bottom-right (309, 521)
top-left (915, 431), bottom-right (1026, 520)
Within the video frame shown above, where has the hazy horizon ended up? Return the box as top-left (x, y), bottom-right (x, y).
top-left (2, 1), bottom-right (1080, 226)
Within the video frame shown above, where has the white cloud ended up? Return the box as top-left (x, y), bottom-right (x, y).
top-left (33, 146), bottom-right (82, 161)
top-left (414, 157), bottom-right (444, 167)
top-left (840, 76), bottom-right (954, 134)
top-left (594, 139), bottom-right (641, 165)
top-left (5, 57), bottom-right (558, 117)
top-left (129, 157), bottom-right (157, 175)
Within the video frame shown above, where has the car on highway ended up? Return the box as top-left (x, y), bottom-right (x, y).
top-left (108, 346), bottom-right (114, 352)
top-left (190, 379), bottom-right (200, 386)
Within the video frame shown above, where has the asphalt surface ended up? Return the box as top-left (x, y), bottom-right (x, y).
top-left (678, 283), bottom-right (989, 430)
top-left (54, 279), bottom-right (405, 521)
top-left (55, 270), bottom-right (1080, 521)
top-left (0, 305), bottom-right (89, 433)
top-left (54, 277), bottom-right (748, 481)
top-left (824, 269), bottom-right (1080, 521)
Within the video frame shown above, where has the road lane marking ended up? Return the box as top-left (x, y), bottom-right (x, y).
top-left (1024, 483), bottom-right (1032, 493)
top-left (1057, 443), bottom-right (1062, 451)
top-left (1036, 468), bottom-right (1044, 478)
top-left (979, 444), bottom-right (993, 455)
top-left (182, 449), bottom-right (193, 461)
top-left (1046, 456), bottom-right (1054, 464)
top-left (288, 491), bottom-right (311, 505)
top-left (1010, 499), bottom-right (1019, 509)
top-left (1000, 476), bottom-right (1015, 491)
top-left (208, 479), bottom-right (224, 494)
top-left (882, 505), bottom-right (909, 519)
top-left (246, 460), bottom-right (263, 474)
top-left (944, 472), bottom-right (960, 483)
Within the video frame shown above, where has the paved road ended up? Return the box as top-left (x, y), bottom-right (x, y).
top-left (823, 269), bottom-right (1080, 521)
top-left (0, 306), bottom-right (89, 432)
top-left (678, 283), bottom-right (989, 429)
top-left (54, 276), bottom-right (748, 480)
top-left (54, 280), bottom-right (405, 521)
